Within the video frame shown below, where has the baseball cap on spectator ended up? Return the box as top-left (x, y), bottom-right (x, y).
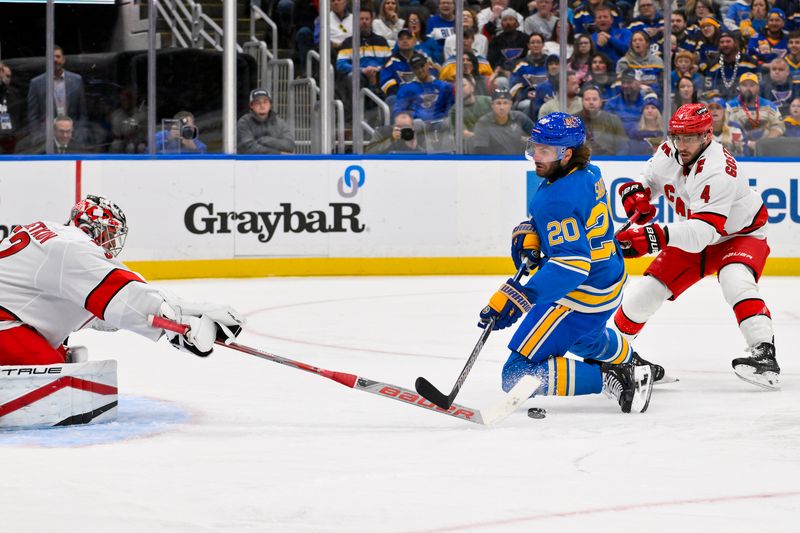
top-left (250, 88), bottom-right (272, 102)
top-left (700, 16), bottom-right (720, 28)
top-left (643, 93), bottom-right (662, 111)
top-left (397, 28), bottom-right (413, 39)
top-left (545, 54), bottom-right (560, 65)
top-left (491, 88), bottom-right (513, 101)
top-left (409, 53), bottom-right (428, 68)
top-left (718, 29), bottom-right (738, 41)
top-left (769, 7), bottom-right (786, 20)
top-left (739, 72), bottom-right (759, 84)
top-left (620, 68), bottom-right (643, 81)
top-left (706, 97), bottom-right (727, 108)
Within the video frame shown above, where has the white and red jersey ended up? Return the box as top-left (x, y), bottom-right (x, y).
top-left (0, 220), bottom-right (165, 348)
top-left (640, 140), bottom-right (768, 253)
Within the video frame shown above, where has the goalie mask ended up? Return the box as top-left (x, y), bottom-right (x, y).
top-left (68, 195), bottom-right (128, 257)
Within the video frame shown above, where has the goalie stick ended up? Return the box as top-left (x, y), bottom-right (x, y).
top-left (414, 261), bottom-right (530, 410)
top-left (149, 315), bottom-right (538, 426)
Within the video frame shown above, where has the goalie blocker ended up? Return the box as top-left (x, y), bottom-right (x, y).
top-left (0, 359), bottom-right (118, 429)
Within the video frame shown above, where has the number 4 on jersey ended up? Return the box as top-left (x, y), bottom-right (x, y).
top-left (701, 184), bottom-right (711, 203)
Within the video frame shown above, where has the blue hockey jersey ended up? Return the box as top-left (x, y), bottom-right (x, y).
top-left (523, 163), bottom-right (627, 314)
top-left (394, 79), bottom-right (455, 121)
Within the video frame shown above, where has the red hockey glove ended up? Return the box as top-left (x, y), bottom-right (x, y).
top-left (619, 182), bottom-right (656, 224)
top-left (616, 224), bottom-right (668, 258)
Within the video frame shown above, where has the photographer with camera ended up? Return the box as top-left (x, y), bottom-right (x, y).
top-left (366, 111), bottom-right (425, 153)
top-left (155, 111), bottom-right (207, 154)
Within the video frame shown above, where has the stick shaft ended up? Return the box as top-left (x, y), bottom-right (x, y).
top-left (149, 315), bottom-right (487, 424)
top-left (415, 261), bottom-right (529, 409)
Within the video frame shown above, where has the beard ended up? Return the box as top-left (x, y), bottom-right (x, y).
top-left (740, 91), bottom-right (757, 104)
top-left (535, 160), bottom-right (566, 180)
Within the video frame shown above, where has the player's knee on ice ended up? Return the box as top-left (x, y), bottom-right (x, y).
top-left (501, 352), bottom-right (545, 394)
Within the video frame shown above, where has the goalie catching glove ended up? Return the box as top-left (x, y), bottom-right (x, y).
top-left (159, 299), bottom-right (246, 357)
top-left (510, 221), bottom-right (541, 274)
top-left (479, 279), bottom-right (533, 330)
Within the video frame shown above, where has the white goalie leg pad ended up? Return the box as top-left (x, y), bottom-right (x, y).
top-left (0, 360), bottom-right (118, 429)
top-left (718, 264), bottom-right (774, 347)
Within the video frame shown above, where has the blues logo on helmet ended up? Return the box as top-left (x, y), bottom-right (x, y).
top-left (525, 112), bottom-right (586, 162)
top-left (68, 195), bottom-right (128, 258)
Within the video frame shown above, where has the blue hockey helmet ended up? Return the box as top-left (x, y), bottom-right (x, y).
top-left (525, 112), bottom-right (586, 162)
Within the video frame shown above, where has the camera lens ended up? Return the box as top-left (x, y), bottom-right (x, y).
top-left (181, 124), bottom-right (198, 140)
top-left (400, 127), bottom-right (414, 141)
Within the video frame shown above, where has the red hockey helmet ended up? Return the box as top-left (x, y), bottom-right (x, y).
top-left (68, 195), bottom-right (128, 257)
top-left (668, 103), bottom-right (713, 136)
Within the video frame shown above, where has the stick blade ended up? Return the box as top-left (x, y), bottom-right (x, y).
top-left (415, 377), bottom-right (453, 410)
top-left (481, 375), bottom-right (541, 425)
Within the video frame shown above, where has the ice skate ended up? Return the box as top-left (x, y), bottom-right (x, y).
top-left (630, 352), bottom-right (677, 384)
top-left (732, 342), bottom-right (780, 391)
top-left (601, 363), bottom-right (653, 413)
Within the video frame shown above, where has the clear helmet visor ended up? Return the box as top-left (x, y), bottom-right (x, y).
top-left (668, 133), bottom-right (705, 146)
top-left (524, 140), bottom-right (568, 163)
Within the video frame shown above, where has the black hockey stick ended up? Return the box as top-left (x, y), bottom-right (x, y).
top-left (414, 261), bottom-right (529, 410)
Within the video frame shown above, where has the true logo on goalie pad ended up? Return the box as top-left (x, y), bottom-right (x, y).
top-left (0, 360), bottom-right (118, 429)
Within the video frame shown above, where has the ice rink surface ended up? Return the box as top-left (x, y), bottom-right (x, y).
top-left (2, 274), bottom-right (799, 532)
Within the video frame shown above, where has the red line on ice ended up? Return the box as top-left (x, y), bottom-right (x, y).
top-left (411, 491), bottom-right (800, 532)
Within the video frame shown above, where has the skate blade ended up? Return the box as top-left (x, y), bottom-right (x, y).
top-left (631, 365), bottom-right (654, 413)
top-left (654, 374), bottom-right (679, 385)
top-left (733, 366), bottom-right (781, 391)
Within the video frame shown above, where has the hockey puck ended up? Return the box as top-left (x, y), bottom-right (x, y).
top-left (527, 407), bottom-right (547, 419)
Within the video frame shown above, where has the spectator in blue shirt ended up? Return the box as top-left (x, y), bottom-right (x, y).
top-left (604, 68), bottom-right (650, 135)
top-left (583, 52), bottom-right (618, 101)
top-left (591, 5), bottom-right (632, 64)
top-left (761, 57), bottom-right (799, 115)
top-left (394, 53), bottom-right (455, 122)
top-left (627, 0), bottom-right (664, 44)
top-left (700, 31), bottom-right (759, 101)
top-left (336, 7), bottom-right (392, 95)
top-left (573, 0), bottom-right (621, 35)
top-left (671, 10), bottom-right (700, 53)
top-left (786, 30), bottom-right (800, 81)
top-left (747, 8), bottom-right (789, 65)
top-left (155, 111), bottom-right (207, 154)
top-left (427, 0), bottom-right (456, 52)
top-left (405, 11), bottom-right (442, 64)
top-left (725, 0), bottom-right (751, 31)
top-left (509, 33), bottom-right (549, 104)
